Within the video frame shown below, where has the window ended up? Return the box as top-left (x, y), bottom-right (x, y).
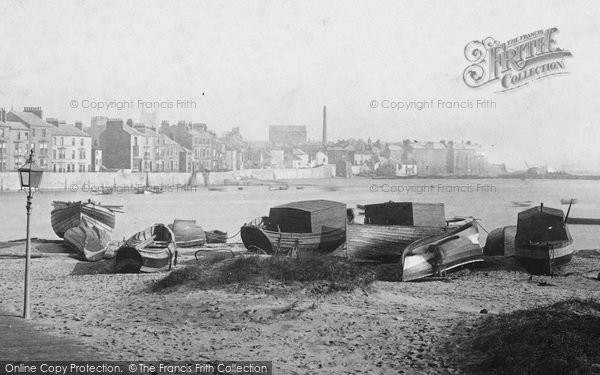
top-left (42, 129), bottom-right (46, 138)
top-left (53, 149), bottom-right (56, 159)
top-left (72, 150), bottom-right (75, 159)
top-left (17, 132), bottom-right (21, 140)
top-left (72, 138), bottom-right (75, 146)
top-left (0, 129), bottom-right (4, 137)
top-left (32, 128), bottom-right (36, 137)
top-left (61, 137), bottom-right (64, 146)
top-left (80, 138), bottom-right (84, 146)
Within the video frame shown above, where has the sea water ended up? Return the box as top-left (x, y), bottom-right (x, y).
top-left (0, 177), bottom-right (598, 250)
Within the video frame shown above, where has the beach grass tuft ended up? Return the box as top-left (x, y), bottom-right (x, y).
top-left (464, 298), bottom-right (600, 374)
top-left (153, 254), bottom-right (377, 293)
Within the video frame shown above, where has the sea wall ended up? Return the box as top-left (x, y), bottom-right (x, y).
top-left (205, 165), bottom-right (335, 185)
top-left (0, 165), bottom-right (336, 191)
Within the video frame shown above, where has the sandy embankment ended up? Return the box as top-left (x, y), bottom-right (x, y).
top-left (1, 240), bottom-right (600, 374)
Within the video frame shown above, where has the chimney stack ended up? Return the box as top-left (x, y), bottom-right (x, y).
top-left (46, 117), bottom-right (59, 127)
top-left (107, 118), bottom-right (124, 130)
top-left (0, 108), bottom-right (5, 122)
top-left (24, 106), bottom-right (43, 119)
top-left (322, 105), bottom-right (327, 146)
top-left (75, 121), bottom-right (83, 130)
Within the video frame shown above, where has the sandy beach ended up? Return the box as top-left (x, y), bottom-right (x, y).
top-left (1, 239), bottom-right (599, 374)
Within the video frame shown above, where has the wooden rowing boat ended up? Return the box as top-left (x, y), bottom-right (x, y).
top-left (205, 230), bottom-right (228, 244)
top-left (115, 224), bottom-right (177, 273)
top-left (334, 223), bottom-right (446, 263)
top-left (168, 219), bottom-right (206, 247)
top-left (333, 201), bottom-right (451, 263)
top-left (241, 221), bottom-right (346, 255)
top-left (51, 200), bottom-right (122, 238)
top-left (515, 204), bottom-right (574, 275)
top-left (241, 200), bottom-right (347, 255)
top-left (63, 221), bottom-right (110, 262)
top-left (401, 221), bottom-right (483, 281)
top-left (483, 225), bottom-right (517, 256)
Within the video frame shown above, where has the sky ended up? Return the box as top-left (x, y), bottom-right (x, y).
top-left (0, 0), bottom-right (598, 171)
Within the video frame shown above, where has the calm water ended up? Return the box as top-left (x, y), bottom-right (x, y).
top-left (1, 177), bottom-right (599, 249)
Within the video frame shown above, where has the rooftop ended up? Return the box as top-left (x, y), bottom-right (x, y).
top-left (51, 124), bottom-right (90, 137)
top-left (9, 111), bottom-right (53, 128)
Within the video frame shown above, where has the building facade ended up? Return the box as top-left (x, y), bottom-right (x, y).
top-left (99, 119), bottom-right (143, 171)
top-left (7, 107), bottom-right (53, 170)
top-left (405, 141), bottom-right (447, 176)
top-left (50, 124), bottom-right (92, 172)
top-left (0, 108), bottom-right (31, 171)
top-left (165, 122), bottom-right (217, 171)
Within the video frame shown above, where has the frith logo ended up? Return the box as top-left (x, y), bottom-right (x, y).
top-left (463, 28), bottom-right (572, 92)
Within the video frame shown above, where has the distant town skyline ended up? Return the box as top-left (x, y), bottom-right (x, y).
top-left (1, 0), bottom-right (598, 171)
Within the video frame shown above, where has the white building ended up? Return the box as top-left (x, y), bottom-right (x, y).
top-left (309, 150), bottom-right (328, 167)
top-left (51, 124), bottom-right (92, 172)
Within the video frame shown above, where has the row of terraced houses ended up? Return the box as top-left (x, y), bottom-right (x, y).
top-left (0, 107), bottom-right (244, 173)
top-left (0, 106), bottom-right (503, 176)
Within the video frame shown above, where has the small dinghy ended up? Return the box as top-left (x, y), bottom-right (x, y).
top-left (64, 223), bottom-right (110, 262)
top-left (115, 224), bottom-right (177, 273)
top-left (205, 230), bottom-right (228, 244)
top-left (401, 221), bottom-right (483, 281)
top-left (51, 200), bottom-right (122, 238)
top-left (168, 219), bottom-right (206, 247)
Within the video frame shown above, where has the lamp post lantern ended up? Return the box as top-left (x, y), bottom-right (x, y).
top-left (18, 149), bottom-right (44, 319)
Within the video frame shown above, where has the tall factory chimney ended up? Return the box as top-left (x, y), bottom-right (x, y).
top-left (322, 105), bottom-right (327, 146)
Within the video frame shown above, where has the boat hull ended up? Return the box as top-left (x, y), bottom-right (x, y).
top-left (64, 224), bottom-right (110, 262)
top-left (515, 242), bottom-right (574, 275)
top-left (51, 201), bottom-right (116, 238)
top-left (483, 225), bottom-right (517, 257)
top-left (515, 204), bottom-right (574, 275)
top-left (169, 219), bottom-right (206, 248)
top-left (241, 225), bottom-right (346, 255)
top-left (336, 224), bottom-right (446, 263)
top-left (205, 230), bottom-right (228, 244)
top-left (115, 224), bottom-right (177, 273)
top-left (401, 222), bottom-right (483, 281)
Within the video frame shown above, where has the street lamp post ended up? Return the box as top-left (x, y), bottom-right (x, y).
top-left (18, 149), bottom-right (44, 319)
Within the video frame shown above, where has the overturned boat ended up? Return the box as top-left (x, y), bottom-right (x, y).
top-left (401, 221), bottom-right (483, 281)
top-left (51, 200), bottom-right (122, 238)
top-left (514, 204), bottom-right (574, 275)
top-left (241, 200), bottom-right (347, 255)
top-left (168, 219), bottom-right (206, 247)
top-left (115, 224), bottom-right (177, 273)
top-left (63, 221), bottom-right (111, 262)
top-left (483, 225), bottom-right (517, 257)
